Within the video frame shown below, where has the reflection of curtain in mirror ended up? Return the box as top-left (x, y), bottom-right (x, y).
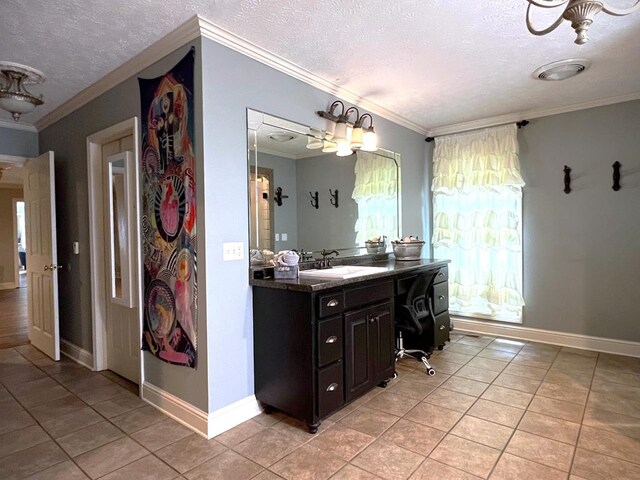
top-left (431, 124), bottom-right (525, 322)
top-left (352, 151), bottom-right (398, 246)
top-left (112, 173), bottom-right (127, 298)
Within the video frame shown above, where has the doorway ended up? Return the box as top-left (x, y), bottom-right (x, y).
top-left (249, 167), bottom-right (274, 251)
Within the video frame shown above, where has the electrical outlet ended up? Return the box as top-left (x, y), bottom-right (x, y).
top-left (223, 242), bottom-right (244, 261)
top-left (281, 233), bottom-right (288, 241)
top-left (275, 234), bottom-right (280, 241)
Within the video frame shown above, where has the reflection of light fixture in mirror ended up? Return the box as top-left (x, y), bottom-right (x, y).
top-left (322, 140), bottom-right (338, 153)
top-left (0, 62), bottom-right (45, 121)
top-left (268, 132), bottom-right (295, 142)
top-left (306, 128), bottom-right (324, 149)
top-left (526, 0), bottom-right (640, 45)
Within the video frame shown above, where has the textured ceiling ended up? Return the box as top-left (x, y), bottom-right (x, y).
top-left (1, 1), bottom-right (639, 131)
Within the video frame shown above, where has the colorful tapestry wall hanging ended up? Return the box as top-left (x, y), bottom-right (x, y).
top-left (139, 48), bottom-right (197, 368)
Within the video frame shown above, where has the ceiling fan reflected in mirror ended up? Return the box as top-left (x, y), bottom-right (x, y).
top-left (526, 0), bottom-right (640, 44)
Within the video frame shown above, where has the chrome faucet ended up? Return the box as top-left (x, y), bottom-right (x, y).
top-left (317, 249), bottom-right (339, 269)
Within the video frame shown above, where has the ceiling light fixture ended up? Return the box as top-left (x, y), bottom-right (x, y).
top-left (316, 101), bottom-right (378, 156)
top-left (0, 62), bottom-right (45, 121)
top-left (533, 58), bottom-right (591, 80)
top-left (526, 0), bottom-right (640, 44)
top-left (268, 132), bottom-right (295, 142)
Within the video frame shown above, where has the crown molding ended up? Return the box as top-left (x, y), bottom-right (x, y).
top-left (35, 16), bottom-right (202, 132)
top-left (0, 119), bottom-right (37, 133)
top-left (427, 91), bottom-right (640, 138)
top-left (195, 16), bottom-right (428, 136)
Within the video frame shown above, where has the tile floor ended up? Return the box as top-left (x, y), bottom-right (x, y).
top-left (1, 335), bottom-right (640, 479)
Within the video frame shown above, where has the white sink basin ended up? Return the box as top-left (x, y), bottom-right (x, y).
top-left (298, 265), bottom-right (388, 280)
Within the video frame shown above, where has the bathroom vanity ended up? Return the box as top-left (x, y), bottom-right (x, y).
top-left (251, 258), bottom-right (450, 432)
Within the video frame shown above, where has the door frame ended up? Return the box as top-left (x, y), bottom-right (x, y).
top-left (0, 154), bottom-right (27, 290)
top-left (12, 197), bottom-right (24, 288)
top-left (86, 117), bottom-right (142, 384)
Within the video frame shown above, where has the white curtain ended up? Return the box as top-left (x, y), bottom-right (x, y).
top-left (432, 124), bottom-right (525, 322)
top-left (352, 151), bottom-right (398, 246)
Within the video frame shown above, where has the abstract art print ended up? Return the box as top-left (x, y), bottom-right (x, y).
top-left (139, 49), bottom-right (197, 367)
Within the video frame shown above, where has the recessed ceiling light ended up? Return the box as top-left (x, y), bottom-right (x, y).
top-left (533, 59), bottom-right (592, 81)
top-left (268, 132), bottom-right (296, 142)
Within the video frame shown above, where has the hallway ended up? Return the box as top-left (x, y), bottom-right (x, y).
top-left (0, 278), bottom-right (28, 349)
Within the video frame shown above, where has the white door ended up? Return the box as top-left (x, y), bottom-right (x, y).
top-left (24, 151), bottom-right (60, 360)
top-left (103, 136), bottom-right (140, 384)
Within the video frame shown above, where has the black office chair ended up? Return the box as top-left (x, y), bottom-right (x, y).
top-left (395, 272), bottom-right (436, 376)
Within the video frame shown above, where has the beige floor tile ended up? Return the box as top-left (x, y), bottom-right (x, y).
top-left (388, 379), bottom-right (436, 400)
top-left (0, 441), bottom-right (68, 480)
top-left (454, 365), bottom-right (501, 384)
top-left (92, 391), bottom-right (146, 418)
top-left (252, 471), bottom-right (285, 480)
top-left (429, 434), bottom-right (500, 478)
top-left (40, 406), bottom-right (104, 438)
top-left (100, 454), bottom-right (179, 480)
top-left (528, 395), bottom-right (585, 423)
top-left (476, 349), bottom-right (517, 362)
top-left (543, 370), bottom-right (592, 389)
top-left (271, 415), bottom-right (334, 441)
top-left (589, 381), bottom-right (640, 419)
top-left (510, 354), bottom-right (553, 370)
top-left (214, 419), bottom-right (265, 446)
top-left (521, 342), bottom-right (560, 354)
top-left (560, 346), bottom-right (598, 358)
top-left (404, 402), bottom-right (464, 432)
top-left (110, 404), bottom-right (167, 434)
top-left (382, 418), bottom-right (445, 456)
top-left (351, 388), bottom-right (384, 407)
top-left (465, 357), bottom-right (509, 373)
top-left (505, 430), bottom-right (574, 472)
top-left (467, 399), bottom-right (525, 428)
top-left (451, 415), bottom-right (514, 450)
top-left (307, 423), bottom-right (374, 461)
top-left (253, 412), bottom-right (284, 427)
top-left (424, 387), bottom-right (477, 413)
top-left (428, 358), bottom-right (464, 374)
top-left (400, 371), bottom-right (449, 387)
top-left (490, 452), bottom-right (567, 480)
top-left (57, 421), bottom-right (124, 457)
top-left (409, 458), bottom-right (481, 479)
top-left (184, 450), bottom-right (263, 480)
top-left (352, 439), bottom-right (425, 480)
top-left (271, 443), bottom-right (346, 480)
top-left (446, 343), bottom-right (484, 356)
top-left (0, 407), bottom-right (35, 435)
top-left (0, 365), bottom-right (48, 386)
top-left (436, 351), bottom-right (474, 365)
top-left (234, 427), bottom-right (304, 467)
top-left (593, 366), bottom-right (640, 388)
top-left (330, 464), bottom-right (381, 479)
top-left (485, 338), bottom-right (525, 354)
top-left (131, 417), bottom-right (193, 451)
top-left (74, 437), bottom-right (149, 479)
top-left (27, 393), bottom-right (87, 423)
top-left (0, 424), bottom-right (49, 458)
top-left (547, 364), bottom-right (595, 380)
top-left (458, 336), bottom-right (495, 348)
top-left (554, 351), bottom-right (598, 367)
top-left (578, 425), bottom-right (640, 465)
top-left (339, 407), bottom-right (399, 437)
top-left (364, 391), bottom-right (420, 417)
top-left (517, 411), bottom-right (580, 444)
top-left (536, 381), bottom-right (589, 405)
top-left (583, 406), bottom-right (640, 440)
top-left (23, 459), bottom-right (89, 479)
top-left (502, 363), bottom-right (548, 381)
top-left (481, 385), bottom-right (533, 409)
top-left (492, 373), bottom-right (541, 394)
top-left (7, 377), bottom-right (71, 408)
top-left (156, 433), bottom-right (227, 473)
top-left (572, 447), bottom-right (640, 480)
top-left (441, 376), bottom-right (490, 397)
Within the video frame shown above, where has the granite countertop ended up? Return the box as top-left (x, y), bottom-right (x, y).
top-left (250, 258), bottom-right (450, 292)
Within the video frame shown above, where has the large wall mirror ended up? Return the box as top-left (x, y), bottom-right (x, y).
top-left (248, 109), bottom-right (401, 260)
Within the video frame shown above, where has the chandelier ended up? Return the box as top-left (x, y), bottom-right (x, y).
top-left (526, 0), bottom-right (640, 44)
top-left (0, 62), bottom-right (45, 121)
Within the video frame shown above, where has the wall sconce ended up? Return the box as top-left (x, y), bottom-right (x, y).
top-left (0, 62), bottom-right (45, 121)
top-left (316, 101), bottom-right (378, 156)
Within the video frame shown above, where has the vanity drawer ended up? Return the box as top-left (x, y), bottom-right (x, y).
top-left (317, 362), bottom-right (344, 418)
top-left (434, 311), bottom-right (450, 348)
top-left (318, 292), bottom-right (344, 318)
top-left (434, 266), bottom-right (448, 284)
top-left (344, 281), bottom-right (394, 310)
top-left (432, 281), bottom-right (449, 315)
top-left (317, 316), bottom-right (343, 368)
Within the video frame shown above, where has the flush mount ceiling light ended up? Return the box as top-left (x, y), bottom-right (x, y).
top-left (316, 101), bottom-right (378, 156)
top-left (533, 58), bottom-right (592, 80)
top-left (268, 132), bottom-right (296, 142)
top-left (526, 0), bottom-right (640, 44)
top-left (0, 62), bottom-right (45, 121)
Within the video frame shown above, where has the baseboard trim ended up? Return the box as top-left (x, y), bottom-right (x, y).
top-left (60, 339), bottom-right (94, 369)
top-left (452, 316), bottom-right (640, 358)
top-left (0, 282), bottom-right (16, 290)
top-left (207, 395), bottom-right (263, 439)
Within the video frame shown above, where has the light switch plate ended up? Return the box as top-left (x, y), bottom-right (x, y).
top-left (281, 233), bottom-right (288, 241)
top-left (73, 241), bottom-right (80, 255)
top-left (223, 242), bottom-right (244, 261)
top-left (275, 233), bottom-right (280, 241)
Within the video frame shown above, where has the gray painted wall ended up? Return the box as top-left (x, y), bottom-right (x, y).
top-left (427, 100), bottom-right (640, 342)
top-left (201, 37), bottom-right (427, 412)
top-left (39, 42), bottom-right (209, 411)
top-left (0, 126), bottom-right (38, 157)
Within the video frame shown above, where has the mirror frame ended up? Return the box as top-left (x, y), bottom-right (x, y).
top-left (106, 151), bottom-right (136, 307)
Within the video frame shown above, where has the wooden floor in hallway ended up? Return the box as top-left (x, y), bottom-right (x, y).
top-left (0, 275), bottom-right (28, 349)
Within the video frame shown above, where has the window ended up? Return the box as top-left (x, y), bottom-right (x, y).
top-left (431, 124), bottom-right (525, 322)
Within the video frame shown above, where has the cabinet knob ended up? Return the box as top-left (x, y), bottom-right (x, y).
top-left (438, 295), bottom-right (446, 300)
top-left (327, 299), bottom-right (339, 307)
top-left (369, 315), bottom-right (378, 323)
top-left (439, 325), bottom-right (446, 330)
top-left (325, 336), bottom-right (338, 344)
top-left (326, 382), bottom-right (338, 392)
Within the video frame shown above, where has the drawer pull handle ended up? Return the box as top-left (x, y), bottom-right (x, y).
top-left (325, 336), bottom-right (338, 344)
top-left (326, 383), bottom-right (338, 392)
top-left (438, 295), bottom-right (446, 300)
top-left (327, 299), bottom-right (339, 307)
top-left (439, 325), bottom-right (446, 330)
top-left (438, 272), bottom-right (445, 277)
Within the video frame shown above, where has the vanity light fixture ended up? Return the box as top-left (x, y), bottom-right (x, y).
top-left (526, 0), bottom-right (640, 45)
top-left (306, 128), bottom-right (324, 149)
top-left (316, 101), bottom-right (378, 156)
top-left (0, 62), bottom-right (45, 121)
